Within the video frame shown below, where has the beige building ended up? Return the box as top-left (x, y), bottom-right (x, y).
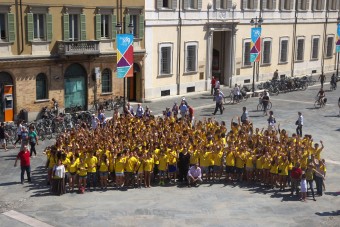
top-left (144, 0), bottom-right (339, 99)
top-left (0, 0), bottom-right (145, 121)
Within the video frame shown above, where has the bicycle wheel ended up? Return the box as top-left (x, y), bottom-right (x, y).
top-left (267, 102), bottom-right (272, 110)
top-left (257, 103), bottom-right (263, 111)
top-left (314, 100), bottom-right (320, 108)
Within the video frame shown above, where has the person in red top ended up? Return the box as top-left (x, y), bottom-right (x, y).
top-left (290, 162), bottom-right (302, 195)
top-left (188, 105), bottom-right (194, 124)
top-left (14, 145), bottom-right (31, 184)
top-left (211, 76), bottom-right (216, 95)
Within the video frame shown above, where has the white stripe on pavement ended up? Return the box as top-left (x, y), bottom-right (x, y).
top-left (3, 210), bottom-right (53, 227)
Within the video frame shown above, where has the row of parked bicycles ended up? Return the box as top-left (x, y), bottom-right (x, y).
top-left (4, 96), bottom-right (125, 144)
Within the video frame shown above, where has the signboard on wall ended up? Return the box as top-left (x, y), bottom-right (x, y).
top-left (116, 34), bottom-right (134, 78)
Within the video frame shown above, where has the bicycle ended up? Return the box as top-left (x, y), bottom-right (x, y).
top-left (257, 101), bottom-right (272, 111)
top-left (314, 97), bottom-right (326, 108)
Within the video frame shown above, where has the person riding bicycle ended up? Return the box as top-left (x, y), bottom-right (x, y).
top-left (262, 92), bottom-right (270, 116)
top-left (331, 74), bottom-right (337, 89)
top-left (233, 84), bottom-right (240, 103)
top-left (317, 88), bottom-right (326, 105)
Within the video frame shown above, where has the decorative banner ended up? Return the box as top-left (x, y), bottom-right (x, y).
top-left (117, 34), bottom-right (134, 78)
top-left (336, 24), bottom-right (340, 53)
top-left (250, 27), bottom-right (262, 62)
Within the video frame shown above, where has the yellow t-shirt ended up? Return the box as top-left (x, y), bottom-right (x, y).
top-left (246, 155), bottom-right (254, 168)
top-left (226, 152), bottom-right (235, 167)
top-left (68, 161), bottom-right (78, 173)
top-left (278, 161), bottom-right (289, 176)
top-left (190, 151), bottom-right (199, 165)
top-left (256, 157), bottom-right (264, 170)
top-left (235, 152), bottom-right (245, 169)
top-left (77, 163), bottom-right (88, 176)
top-left (125, 156), bottom-right (138, 172)
top-left (270, 163), bottom-right (278, 174)
top-left (99, 161), bottom-right (109, 172)
top-left (85, 156), bottom-right (98, 173)
top-left (167, 151), bottom-right (177, 165)
top-left (158, 155), bottom-right (168, 171)
top-left (62, 158), bottom-right (70, 173)
top-left (144, 158), bottom-right (154, 172)
top-left (199, 152), bottom-right (210, 167)
top-left (115, 157), bottom-right (126, 173)
top-left (48, 154), bottom-right (56, 169)
top-left (263, 157), bottom-right (272, 170)
top-left (213, 151), bottom-right (223, 166)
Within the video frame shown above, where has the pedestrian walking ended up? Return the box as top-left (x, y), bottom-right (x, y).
top-left (28, 126), bottom-right (38, 157)
top-left (212, 89), bottom-right (224, 115)
top-left (318, 74), bottom-right (326, 88)
top-left (179, 100), bottom-right (188, 119)
top-left (14, 145), bottom-right (31, 184)
top-left (240, 107), bottom-right (249, 124)
top-left (211, 76), bottom-right (216, 95)
top-left (214, 78), bottom-right (220, 93)
top-left (296, 112), bottom-right (303, 137)
top-left (0, 122), bottom-right (8, 151)
top-left (262, 92), bottom-right (270, 116)
top-left (267, 111), bottom-right (276, 131)
top-left (13, 120), bottom-right (23, 148)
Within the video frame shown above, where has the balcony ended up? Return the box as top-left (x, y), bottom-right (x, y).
top-left (57, 40), bottom-right (100, 56)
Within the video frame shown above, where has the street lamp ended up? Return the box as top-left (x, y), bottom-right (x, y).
top-left (250, 17), bottom-right (263, 92)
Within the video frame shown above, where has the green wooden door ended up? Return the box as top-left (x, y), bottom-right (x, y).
top-left (64, 64), bottom-right (87, 110)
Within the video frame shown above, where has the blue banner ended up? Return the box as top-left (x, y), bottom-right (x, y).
top-left (117, 34), bottom-right (134, 78)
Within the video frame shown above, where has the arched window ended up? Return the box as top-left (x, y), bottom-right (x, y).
top-left (36, 73), bottom-right (48, 100)
top-left (101, 68), bottom-right (112, 93)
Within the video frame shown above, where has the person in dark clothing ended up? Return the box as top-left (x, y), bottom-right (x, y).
top-left (0, 122), bottom-right (8, 151)
top-left (178, 149), bottom-right (191, 182)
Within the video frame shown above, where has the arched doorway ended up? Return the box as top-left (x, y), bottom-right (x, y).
top-left (127, 63), bottom-right (141, 101)
top-left (0, 72), bottom-right (14, 122)
top-left (64, 64), bottom-right (87, 110)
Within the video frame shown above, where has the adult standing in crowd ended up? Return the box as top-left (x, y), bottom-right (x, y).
top-left (296, 112), bottom-right (303, 137)
top-left (28, 126), bottom-right (38, 157)
top-left (178, 149), bottom-right (190, 183)
top-left (14, 145), bottom-right (31, 184)
top-left (213, 89), bottom-right (224, 115)
top-left (211, 76), bottom-right (216, 95)
top-left (0, 122), bottom-right (8, 151)
top-left (14, 120), bottom-right (23, 148)
top-left (20, 126), bottom-right (29, 151)
top-left (51, 159), bottom-right (66, 196)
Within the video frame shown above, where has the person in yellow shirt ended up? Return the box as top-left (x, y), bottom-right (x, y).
top-left (157, 151), bottom-right (168, 186)
top-left (225, 148), bottom-right (236, 182)
top-left (85, 152), bottom-right (98, 191)
top-left (255, 154), bottom-right (264, 183)
top-left (98, 154), bottom-right (109, 190)
top-left (269, 157), bottom-right (279, 188)
top-left (114, 153), bottom-right (126, 188)
top-left (167, 149), bottom-right (177, 183)
top-left (212, 147), bottom-right (224, 181)
top-left (235, 149), bottom-right (246, 182)
top-left (245, 150), bottom-right (255, 183)
top-left (136, 154), bottom-right (145, 188)
top-left (278, 155), bottom-right (289, 191)
top-left (124, 151), bottom-right (138, 187)
top-left (144, 153), bottom-right (154, 188)
top-left (46, 148), bottom-right (57, 186)
top-left (262, 152), bottom-right (272, 185)
top-left (67, 155), bottom-right (78, 192)
top-left (77, 157), bottom-right (88, 193)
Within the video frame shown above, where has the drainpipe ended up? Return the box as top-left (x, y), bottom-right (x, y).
top-left (291, 0), bottom-right (298, 77)
top-left (15, 0), bottom-right (24, 54)
top-left (321, 1), bottom-right (329, 76)
top-left (176, 0), bottom-right (182, 95)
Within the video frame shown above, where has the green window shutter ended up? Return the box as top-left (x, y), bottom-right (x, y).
top-left (63, 14), bottom-right (69, 41)
top-left (27, 13), bottom-right (34, 42)
top-left (80, 14), bottom-right (86, 40)
top-left (183, 0), bottom-right (189, 9)
top-left (139, 14), bottom-right (144, 39)
top-left (273, 0), bottom-right (277, 9)
top-left (95, 14), bottom-right (101, 40)
top-left (172, 0), bottom-right (178, 9)
top-left (198, 0), bottom-right (203, 9)
top-left (111, 14), bottom-right (117, 39)
top-left (46, 14), bottom-right (52, 41)
top-left (157, 0), bottom-right (163, 9)
top-left (124, 14), bottom-right (130, 34)
top-left (7, 13), bottom-right (15, 42)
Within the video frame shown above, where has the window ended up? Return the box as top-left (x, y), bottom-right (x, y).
top-left (124, 9), bottom-right (144, 39)
top-left (279, 38), bottom-right (289, 63)
top-left (95, 9), bottom-right (116, 40)
top-left (311, 36), bottom-right (319, 59)
top-left (33, 14), bottom-right (45, 40)
top-left (0, 13), bottom-right (6, 41)
top-left (242, 0), bottom-right (257, 9)
top-left (243, 39), bottom-right (251, 66)
top-left (298, 0), bottom-right (308, 10)
top-left (185, 42), bottom-right (198, 73)
top-left (219, 0), bottom-right (231, 9)
top-left (329, 0), bottom-right (339, 10)
top-left (101, 69), bottom-right (112, 93)
top-left (159, 43), bottom-right (173, 75)
top-left (313, 0), bottom-right (324, 10)
top-left (101, 15), bottom-right (109, 39)
top-left (280, 0), bottom-right (293, 10)
top-left (36, 73), bottom-right (47, 100)
top-left (326, 36), bottom-right (334, 58)
top-left (189, 0), bottom-right (198, 8)
top-left (184, 0), bottom-right (202, 9)
top-left (262, 38), bottom-right (272, 64)
top-left (0, 12), bottom-right (15, 42)
top-left (69, 14), bottom-right (79, 41)
top-left (296, 37), bottom-right (305, 61)
top-left (263, 0), bottom-right (276, 10)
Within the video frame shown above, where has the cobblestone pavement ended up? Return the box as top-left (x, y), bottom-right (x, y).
top-left (0, 82), bottom-right (339, 227)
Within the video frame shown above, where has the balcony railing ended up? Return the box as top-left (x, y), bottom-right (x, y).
top-left (57, 40), bottom-right (100, 56)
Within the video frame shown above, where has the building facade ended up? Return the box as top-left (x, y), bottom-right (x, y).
top-left (144, 0), bottom-right (340, 99)
top-left (0, 0), bottom-right (145, 121)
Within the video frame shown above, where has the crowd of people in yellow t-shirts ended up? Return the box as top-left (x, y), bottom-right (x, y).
top-left (45, 114), bottom-right (326, 198)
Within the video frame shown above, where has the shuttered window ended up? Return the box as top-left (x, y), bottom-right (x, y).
top-left (311, 37), bottom-right (319, 59)
top-left (124, 11), bottom-right (144, 39)
top-left (280, 39), bottom-right (289, 63)
top-left (329, 0), bottom-right (339, 10)
top-left (36, 73), bottom-right (48, 100)
top-left (159, 43), bottom-right (173, 75)
top-left (101, 14), bottom-right (109, 38)
top-left (326, 36), bottom-right (334, 57)
top-left (184, 0), bottom-right (202, 9)
top-left (262, 39), bottom-right (272, 64)
top-left (33, 14), bottom-right (44, 40)
top-left (0, 14), bottom-right (6, 41)
top-left (313, 0), bottom-right (324, 10)
top-left (157, 0), bottom-right (177, 9)
top-left (185, 42), bottom-right (198, 72)
top-left (296, 38), bottom-right (305, 61)
top-left (69, 14), bottom-right (79, 41)
top-left (243, 40), bottom-right (251, 66)
top-left (101, 68), bottom-right (112, 93)
top-left (298, 0), bottom-right (309, 10)
top-left (264, 0), bottom-right (277, 10)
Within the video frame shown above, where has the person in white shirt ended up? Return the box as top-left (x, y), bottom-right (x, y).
top-left (233, 84), bottom-right (240, 103)
top-left (136, 103), bottom-right (144, 118)
top-left (187, 163), bottom-right (203, 187)
top-left (91, 114), bottom-right (99, 129)
top-left (51, 159), bottom-right (66, 195)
